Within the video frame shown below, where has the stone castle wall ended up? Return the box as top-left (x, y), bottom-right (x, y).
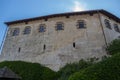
top-left (0, 13), bottom-right (120, 71)
top-left (100, 14), bottom-right (120, 44)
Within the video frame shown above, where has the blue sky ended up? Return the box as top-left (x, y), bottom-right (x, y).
top-left (0, 0), bottom-right (120, 52)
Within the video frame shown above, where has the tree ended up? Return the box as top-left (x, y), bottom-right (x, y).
top-left (107, 39), bottom-right (120, 55)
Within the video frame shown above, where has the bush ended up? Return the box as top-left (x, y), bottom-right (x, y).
top-left (68, 53), bottom-right (120, 80)
top-left (107, 39), bottom-right (120, 55)
top-left (0, 61), bottom-right (58, 80)
top-left (57, 60), bottom-right (92, 80)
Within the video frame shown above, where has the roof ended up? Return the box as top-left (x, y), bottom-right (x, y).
top-left (5, 9), bottom-right (120, 25)
top-left (0, 67), bottom-right (21, 79)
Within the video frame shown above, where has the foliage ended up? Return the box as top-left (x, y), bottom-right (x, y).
top-left (0, 61), bottom-right (58, 80)
top-left (1, 38), bottom-right (120, 80)
top-left (68, 53), bottom-right (120, 80)
top-left (57, 60), bottom-right (93, 80)
top-left (107, 39), bottom-right (120, 55)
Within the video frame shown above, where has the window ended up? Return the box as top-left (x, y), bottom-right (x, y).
top-left (23, 26), bottom-right (31, 34)
top-left (66, 15), bottom-right (70, 18)
top-left (45, 18), bottom-right (48, 21)
top-left (73, 42), bottom-right (75, 48)
top-left (25, 22), bottom-right (28, 24)
top-left (18, 47), bottom-right (21, 52)
top-left (12, 28), bottom-right (20, 36)
top-left (55, 22), bottom-right (64, 30)
top-left (39, 24), bottom-right (46, 32)
top-left (118, 36), bottom-right (120, 38)
top-left (77, 20), bottom-right (86, 29)
top-left (114, 24), bottom-right (120, 33)
top-left (89, 13), bottom-right (93, 16)
top-left (104, 19), bottom-right (112, 29)
top-left (43, 44), bottom-right (46, 51)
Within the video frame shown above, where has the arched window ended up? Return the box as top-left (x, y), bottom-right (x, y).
top-left (55, 22), bottom-right (64, 30)
top-left (76, 20), bottom-right (86, 29)
top-left (23, 26), bottom-right (31, 34)
top-left (39, 24), bottom-right (46, 32)
top-left (12, 28), bottom-right (20, 36)
top-left (104, 19), bottom-right (111, 29)
top-left (114, 24), bottom-right (120, 33)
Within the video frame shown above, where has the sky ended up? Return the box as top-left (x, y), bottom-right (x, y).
top-left (0, 0), bottom-right (120, 52)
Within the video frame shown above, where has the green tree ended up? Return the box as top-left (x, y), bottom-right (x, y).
top-left (107, 39), bottom-right (120, 55)
top-left (57, 60), bottom-right (92, 80)
top-left (68, 53), bottom-right (120, 80)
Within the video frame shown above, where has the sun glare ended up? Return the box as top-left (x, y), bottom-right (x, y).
top-left (72, 1), bottom-right (87, 12)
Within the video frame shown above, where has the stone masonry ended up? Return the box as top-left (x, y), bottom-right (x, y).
top-left (0, 10), bottom-right (120, 71)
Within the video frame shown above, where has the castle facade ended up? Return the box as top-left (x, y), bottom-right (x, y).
top-left (0, 10), bottom-right (120, 71)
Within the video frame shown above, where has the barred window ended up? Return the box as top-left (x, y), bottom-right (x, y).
top-left (104, 19), bottom-right (112, 29)
top-left (114, 24), bottom-right (120, 33)
top-left (23, 26), bottom-right (31, 34)
top-left (12, 28), bottom-right (20, 36)
top-left (55, 22), bottom-right (64, 30)
top-left (77, 20), bottom-right (86, 29)
top-left (39, 24), bottom-right (46, 32)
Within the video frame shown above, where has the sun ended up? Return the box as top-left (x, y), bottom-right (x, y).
top-left (72, 1), bottom-right (87, 12)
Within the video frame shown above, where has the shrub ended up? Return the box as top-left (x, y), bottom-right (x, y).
top-left (68, 53), bottom-right (120, 80)
top-left (57, 60), bottom-right (92, 80)
top-left (0, 61), bottom-right (58, 80)
top-left (107, 39), bottom-right (120, 55)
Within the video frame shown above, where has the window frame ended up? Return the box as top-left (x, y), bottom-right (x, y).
top-left (38, 24), bottom-right (46, 32)
top-left (114, 24), bottom-right (120, 33)
top-left (104, 19), bottom-right (112, 29)
top-left (55, 22), bottom-right (64, 31)
top-left (76, 20), bottom-right (86, 29)
top-left (12, 28), bottom-right (20, 36)
top-left (23, 26), bottom-right (31, 35)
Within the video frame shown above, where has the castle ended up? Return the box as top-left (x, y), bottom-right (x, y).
top-left (0, 9), bottom-right (120, 71)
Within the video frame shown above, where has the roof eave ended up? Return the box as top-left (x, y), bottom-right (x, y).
top-left (5, 9), bottom-right (120, 26)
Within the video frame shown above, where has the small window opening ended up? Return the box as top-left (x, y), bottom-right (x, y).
top-left (89, 13), bottom-right (93, 16)
top-left (45, 18), bottom-right (48, 21)
top-left (55, 22), bottom-right (64, 30)
top-left (39, 24), bottom-right (46, 32)
top-left (77, 20), bottom-right (86, 29)
top-left (66, 15), bottom-right (70, 18)
top-left (114, 24), bottom-right (120, 33)
top-left (12, 28), bottom-right (20, 36)
top-left (23, 26), bottom-right (31, 34)
top-left (104, 19), bottom-right (112, 29)
top-left (73, 42), bottom-right (75, 48)
top-left (25, 22), bottom-right (28, 24)
top-left (18, 47), bottom-right (21, 52)
top-left (43, 44), bottom-right (46, 51)
top-left (118, 36), bottom-right (120, 39)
